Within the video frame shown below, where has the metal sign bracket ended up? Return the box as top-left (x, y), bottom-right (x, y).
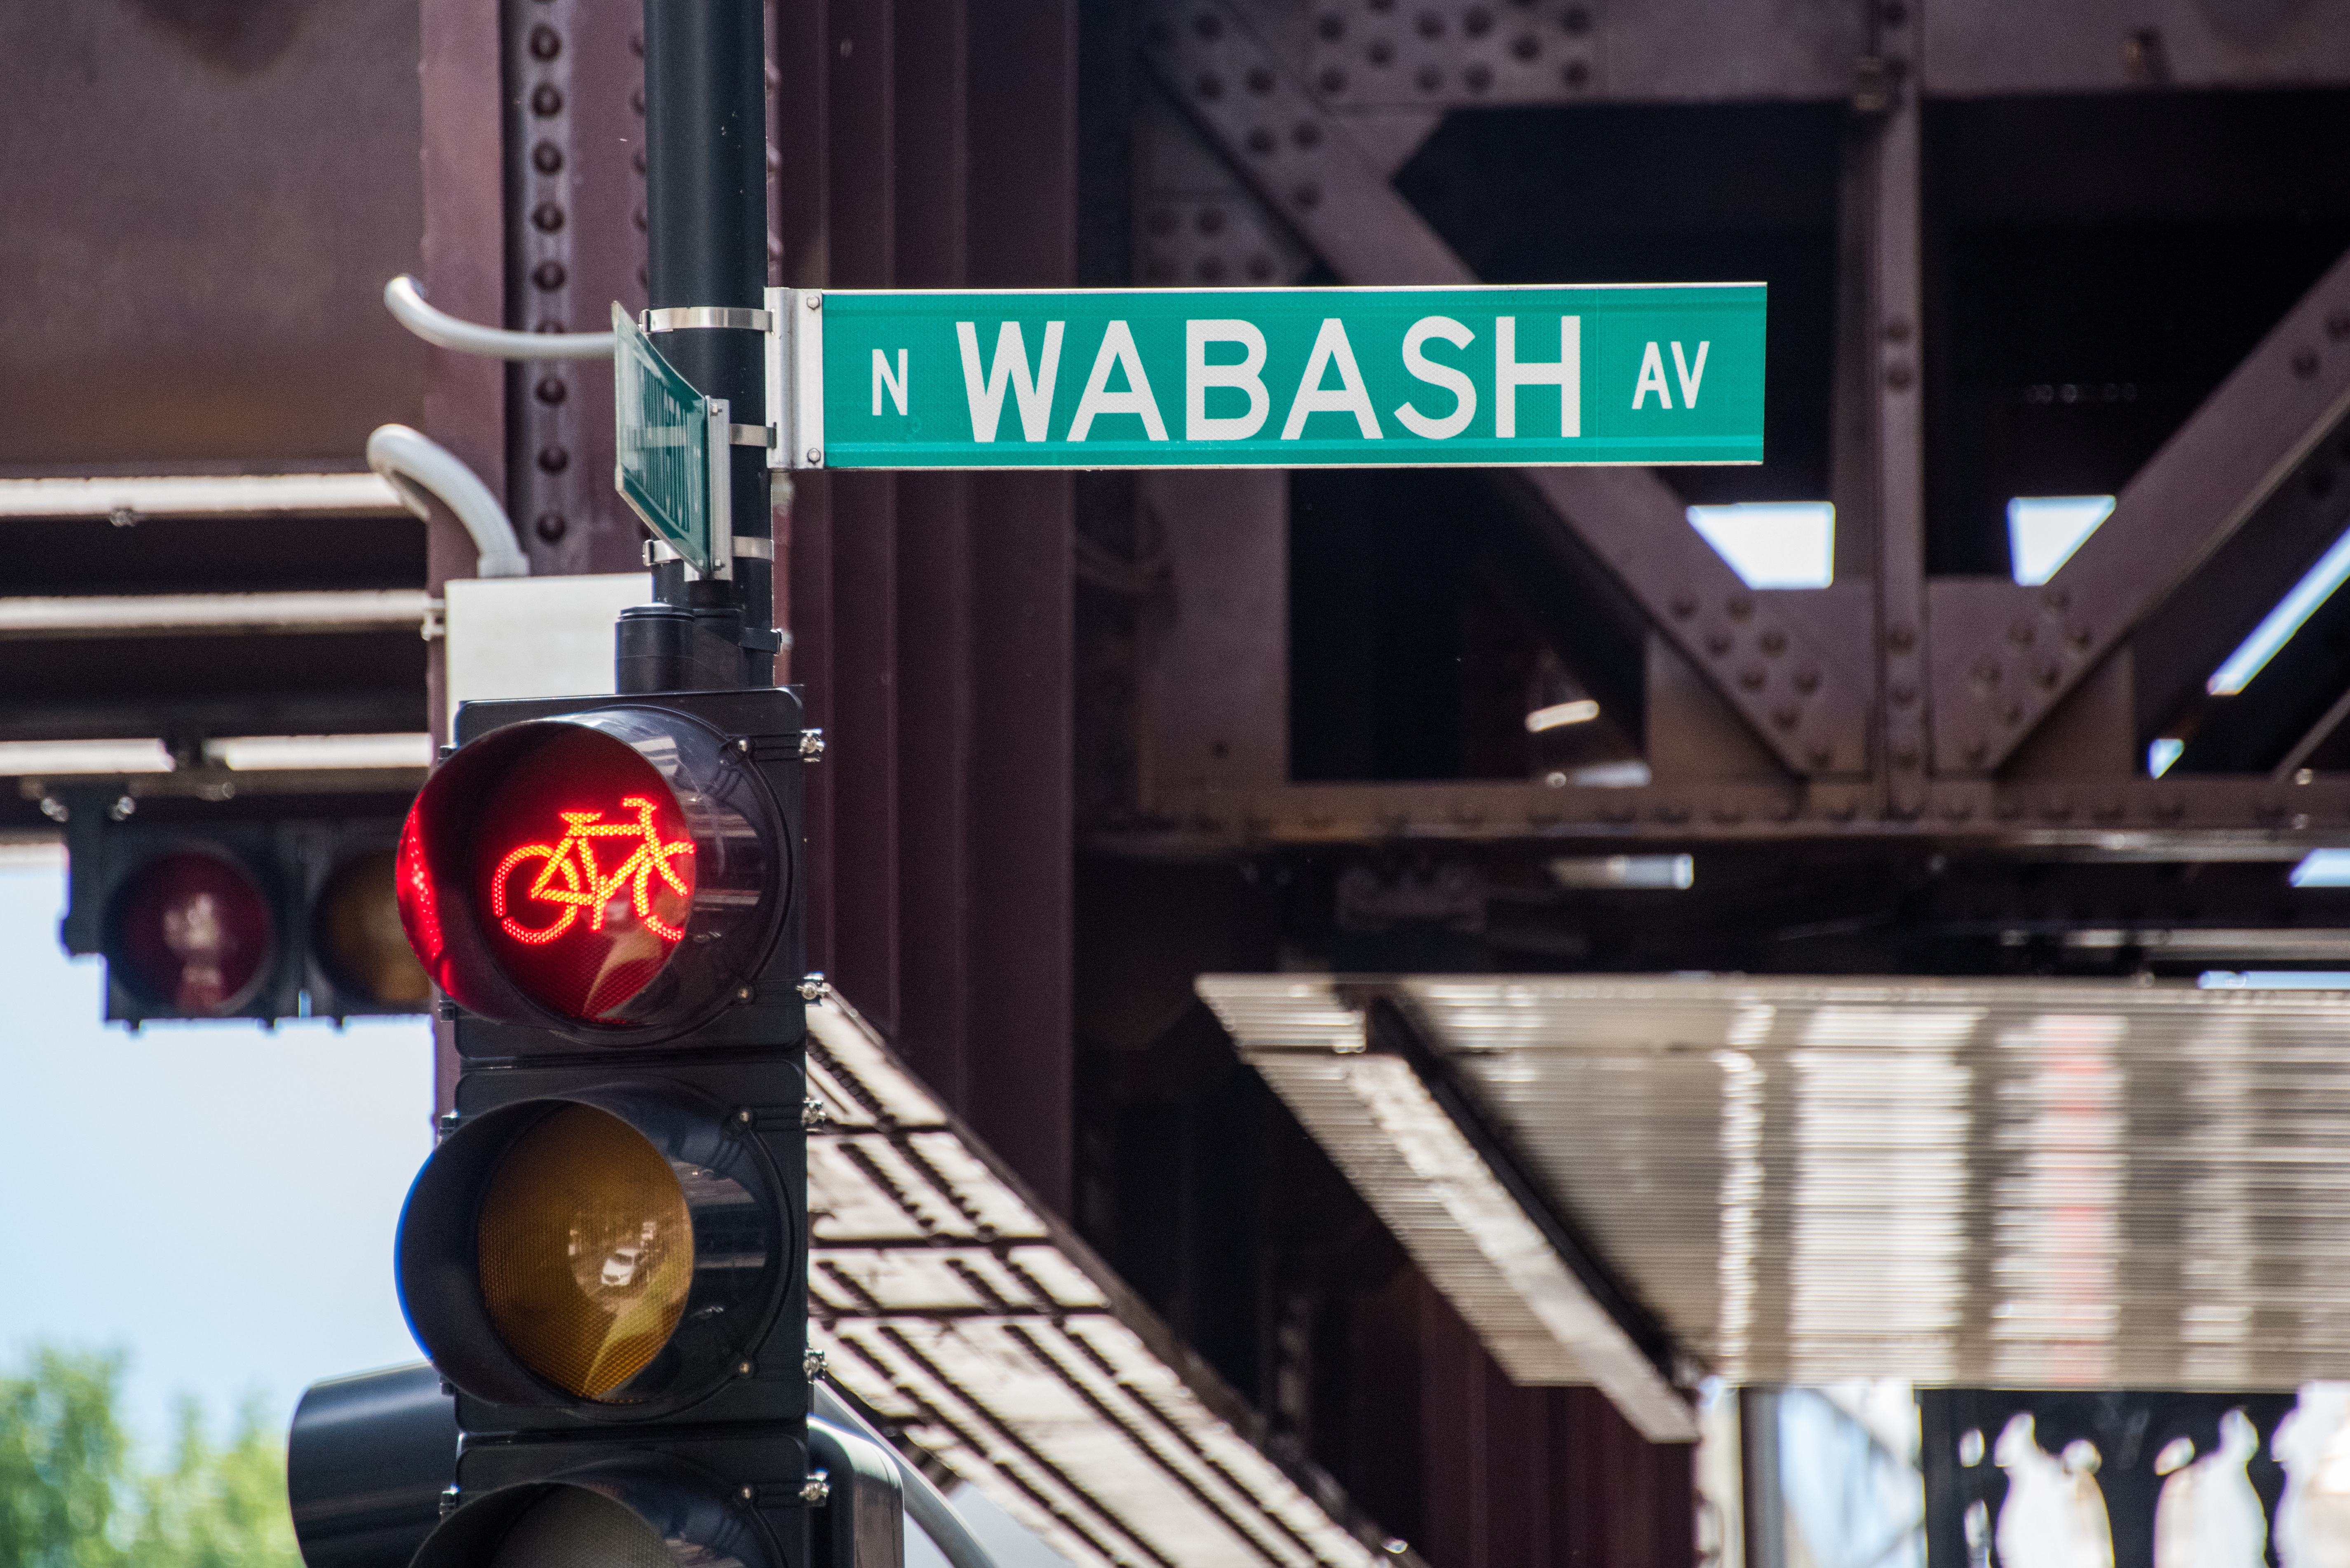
top-left (765, 286), bottom-right (826, 471)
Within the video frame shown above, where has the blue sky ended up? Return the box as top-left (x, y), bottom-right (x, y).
top-left (0, 850), bottom-right (433, 1456)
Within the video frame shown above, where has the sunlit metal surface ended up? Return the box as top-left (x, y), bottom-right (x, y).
top-left (0, 590), bottom-right (435, 639)
top-left (1182, 981), bottom-right (1698, 1440)
top-left (0, 472), bottom-right (407, 519)
top-left (1200, 975), bottom-right (2350, 1393)
top-left (805, 995), bottom-right (1409, 1568)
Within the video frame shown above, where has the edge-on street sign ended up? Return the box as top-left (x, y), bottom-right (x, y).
top-left (613, 302), bottom-right (733, 575)
top-left (764, 283), bottom-right (1763, 472)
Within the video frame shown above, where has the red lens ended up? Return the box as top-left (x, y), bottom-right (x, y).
top-left (463, 728), bottom-right (697, 1022)
top-left (111, 851), bottom-right (273, 1014)
top-left (395, 808), bottom-right (448, 994)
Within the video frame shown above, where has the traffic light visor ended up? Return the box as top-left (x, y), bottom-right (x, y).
top-left (477, 1105), bottom-right (694, 1402)
top-left (108, 850), bottom-right (273, 1015)
top-left (396, 708), bottom-right (784, 1038)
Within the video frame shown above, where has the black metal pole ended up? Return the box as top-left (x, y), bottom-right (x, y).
top-left (643, 0), bottom-right (771, 687)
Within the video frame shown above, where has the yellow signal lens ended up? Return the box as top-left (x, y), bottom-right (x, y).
top-left (317, 849), bottom-right (433, 1006)
top-left (476, 1106), bottom-right (694, 1401)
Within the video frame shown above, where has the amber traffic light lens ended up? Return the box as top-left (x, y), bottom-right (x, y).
top-left (110, 851), bottom-right (273, 1015)
top-left (485, 1487), bottom-right (672, 1568)
top-left (476, 1106), bottom-right (694, 1401)
top-left (316, 849), bottom-right (432, 1006)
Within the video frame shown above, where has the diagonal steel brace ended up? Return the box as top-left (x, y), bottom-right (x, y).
top-left (1143, 0), bottom-right (1872, 776)
top-left (1930, 244), bottom-right (2350, 774)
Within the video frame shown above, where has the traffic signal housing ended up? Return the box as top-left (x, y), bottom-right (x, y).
top-left (61, 807), bottom-right (430, 1024)
top-left (394, 694), bottom-right (800, 1050)
top-left (287, 1363), bottom-right (459, 1568)
top-left (388, 686), bottom-right (813, 1568)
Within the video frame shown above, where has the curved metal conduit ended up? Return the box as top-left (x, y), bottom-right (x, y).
top-left (384, 274), bottom-right (615, 360)
top-left (365, 425), bottom-right (530, 579)
top-left (374, 273), bottom-right (622, 577)
top-left (814, 1382), bottom-right (1002, 1568)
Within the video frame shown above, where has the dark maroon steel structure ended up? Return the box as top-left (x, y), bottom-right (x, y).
top-left (25, 2), bottom-right (2350, 1563)
top-left (774, 0), bottom-right (1081, 1217)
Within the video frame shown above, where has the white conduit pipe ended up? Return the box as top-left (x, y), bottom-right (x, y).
top-left (384, 275), bottom-right (615, 361)
top-left (0, 590), bottom-right (434, 638)
top-left (0, 472), bottom-right (408, 520)
top-left (365, 425), bottom-right (531, 579)
top-left (812, 1383), bottom-right (1002, 1568)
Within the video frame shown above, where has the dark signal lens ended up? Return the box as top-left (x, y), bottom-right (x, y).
top-left (470, 729), bottom-right (696, 1022)
top-left (483, 1487), bottom-right (672, 1568)
top-left (110, 851), bottom-right (273, 1014)
top-left (317, 849), bottom-right (432, 1006)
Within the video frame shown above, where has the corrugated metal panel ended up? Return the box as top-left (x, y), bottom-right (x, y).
top-left (805, 993), bottom-right (1412, 1568)
top-left (1202, 975), bottom-right (2350, 1393)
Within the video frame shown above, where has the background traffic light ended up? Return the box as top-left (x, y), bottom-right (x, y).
top-left (386, 685), bottom-right (813, 1568)
top-left (59, 802), bottom-right (430, 1024)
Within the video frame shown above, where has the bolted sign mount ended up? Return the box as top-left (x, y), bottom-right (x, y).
top-left (612, 303), bottom-right (735, 578)
top-left (759, 282), bottom-right (1764, 473)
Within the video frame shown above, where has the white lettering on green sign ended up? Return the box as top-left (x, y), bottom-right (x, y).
top-left (779, 283), bottom-right (1764, 470)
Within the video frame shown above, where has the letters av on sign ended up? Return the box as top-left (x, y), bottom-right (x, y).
top-left (768, 283), bottom-right (1765, 471)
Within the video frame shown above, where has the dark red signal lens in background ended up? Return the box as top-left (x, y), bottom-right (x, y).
top-left (109, 851), bottom-right (273, 1015)
top-left (463, 728), bottom-right (697, 1023)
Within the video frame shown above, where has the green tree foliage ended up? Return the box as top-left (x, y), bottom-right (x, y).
top-left (0, 1347), bottom-right (299, 1568)
top-left (0, 1346), bottom-right (129, 1568)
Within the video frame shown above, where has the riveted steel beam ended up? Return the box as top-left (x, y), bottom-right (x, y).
top-left (500, 0), bottom-right (650, 578)
top-left (1089, 772), bottom-right (2350, 853)
top-left (1930, 243), bottom-right (2350, 775)
top-left (1144, 0), bottom-right (1871, 776)
top-left (1290, 0), bottom-right (1860, 110)
top-left (1923, 0), bottom-right (2350, 96)
top-left (1859, 3), bottom-right (1930, 816)
top-left (1135, 82), bottom-right (1314, 289)
top-left (1251, 0), bottom-right (2350, 111)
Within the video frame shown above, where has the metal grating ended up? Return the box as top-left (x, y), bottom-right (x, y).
top-left (1200, 974), bottom-right (2350, 1394)
top-left (805, 994), bottom-right (1413, 1568)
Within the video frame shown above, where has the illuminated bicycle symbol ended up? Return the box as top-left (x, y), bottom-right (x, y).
top-left (490, 795), bottom-right (695, 947)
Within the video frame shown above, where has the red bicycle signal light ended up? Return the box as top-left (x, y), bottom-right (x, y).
top-left (107, 850), bottom-right (275, 1016)
top-left (396, 709), bottom-right (788, 1039)
top-left (471, 729), bottom-right (698, 1021)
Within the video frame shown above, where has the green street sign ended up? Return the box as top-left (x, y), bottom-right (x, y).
top-left (765, 283), bottom-right (1763, 471)
top-left (613, 303), bottom-right (732, 575)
